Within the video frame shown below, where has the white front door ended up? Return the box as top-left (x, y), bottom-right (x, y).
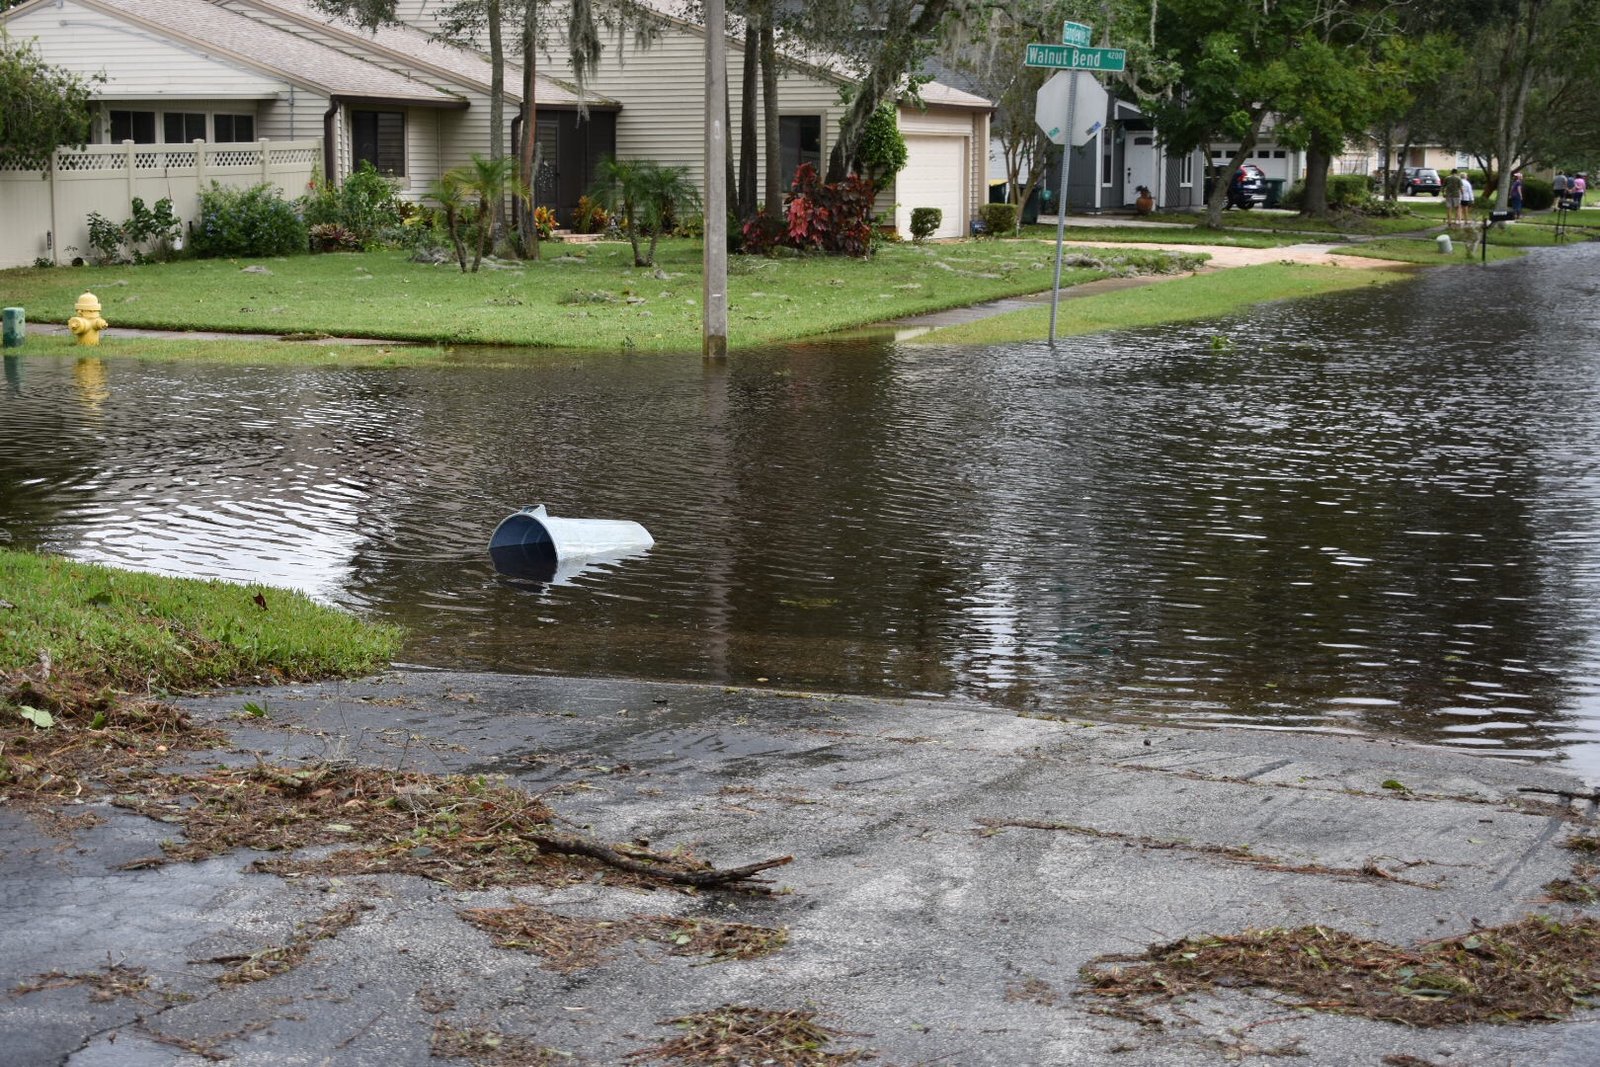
top-left (1123, 134), bottom-right (1157, 205)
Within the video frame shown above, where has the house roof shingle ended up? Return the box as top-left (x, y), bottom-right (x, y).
top-left (221, 0), bottom-right (614, 109)
top-left (66, 0), bottom-right (465, 104)
top-left (632, 0), bottom-right (993, 111)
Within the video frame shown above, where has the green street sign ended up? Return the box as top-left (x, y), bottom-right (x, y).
top-left (1062, 21), bottom-right (1092, 46)
top-left (1025, 43), bottom-right (1127, 72)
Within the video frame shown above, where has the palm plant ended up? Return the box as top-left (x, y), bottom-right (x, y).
top-left (460, 153), bottom-right (525, 272)
top-left (589, 158), bottom-right (701, 267)
top-left (426, 171), bottom-right (471, 272)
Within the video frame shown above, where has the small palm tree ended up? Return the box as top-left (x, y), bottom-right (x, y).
top-left (427, 171), bottom-right (471, 272)
top-left (460, 153), bottom-right (525, 272)
top-left (589, 158), bottom-right (701, 267)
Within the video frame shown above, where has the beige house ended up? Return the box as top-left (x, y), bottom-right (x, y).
top-left (1, 0), bottom-right (988, 261)
top-left (388, 0), bottom-right (993, 238)
top-left (0, 0), bottom-right (612, 196)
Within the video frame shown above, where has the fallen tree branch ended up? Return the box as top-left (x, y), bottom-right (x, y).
top-left (528, 831), bottom-right (792, 888)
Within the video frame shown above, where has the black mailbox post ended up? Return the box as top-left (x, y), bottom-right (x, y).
top-left (1480, 210), bottom-right (1516, 264)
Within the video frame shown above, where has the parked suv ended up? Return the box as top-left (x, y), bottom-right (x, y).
top-left (1225, 164), bottom-right (1267, 210)
top-left (1403, 167), bottom-right (1442, 196)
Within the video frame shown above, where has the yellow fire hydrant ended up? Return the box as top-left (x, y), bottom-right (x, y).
top-left (68, 292), bottom-right (108, 346)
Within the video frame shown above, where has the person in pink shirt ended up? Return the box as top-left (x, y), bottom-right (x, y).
top-left (1572, 173), bottom-right (1588, 209)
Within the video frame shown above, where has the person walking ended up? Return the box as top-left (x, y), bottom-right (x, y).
top-left (1554, 171), bottom-right (1569, 209)
top-left (1572, 173), bottom-right (1588, 209)
top-left (1443, 169), bottom-right (1463, 228)
top-left (1509, 171), bottom-right (1525, 218)
top-left (1459, 172), bottom-right (1475, 225)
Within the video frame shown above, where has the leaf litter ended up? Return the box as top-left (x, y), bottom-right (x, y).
top-left (110, 760), bottom-right (789, 892)
top-left (1082, 915), bottom-right (1600, 1026)
top-left (459, 904), bottom-right (787, 971)
top-left (624, 1004), bottom-right (874, 1065)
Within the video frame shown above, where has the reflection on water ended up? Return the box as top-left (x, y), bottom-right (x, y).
top-left (5, 245), bottom-right (1600, 778)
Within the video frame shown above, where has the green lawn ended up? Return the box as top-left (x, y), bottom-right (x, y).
top-left (1138, 209), bottom-right (1435, 236)
top-left (0, 241), bottom-right (1201, 353)
top-left (915, 263), bottom-right (1407, 346)
top-left (5, 332), bottom-right (451, 366)
top-left (1330, 236), bottom-right (1528, 265)
top-left (1016, 223), bottom-right (1309, 248)
top-left (0, 549), bottom-right (402, 692)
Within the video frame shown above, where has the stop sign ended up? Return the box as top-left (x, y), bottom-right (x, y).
top-left (1035, 71), bottom-right (1110, 147)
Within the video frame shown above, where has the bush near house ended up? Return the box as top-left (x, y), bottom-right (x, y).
top-left (783, 165), bottom-right (876, 257)
top-left (1282, 174), bottom-right (1378, 214)
top-left (301, 161), bottom-right (405, 250)
top-left (84, 197), bottom-right (181, 264)
top-left (978, 202), bottom-right (1018, 237)
top-left (909, 208), bottom-right (942, 243)
top-left (192, 182), bottom-right (308, 258)
top-left (571, 195), bottom-right (609, 235)
top-left (1522, 177), bottom-right (1555, 211)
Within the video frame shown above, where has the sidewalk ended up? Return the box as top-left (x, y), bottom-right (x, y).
top-left (6, 669), bottom-right (1598, 1064)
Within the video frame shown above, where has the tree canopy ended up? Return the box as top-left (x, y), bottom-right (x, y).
top-left (0, 31), bottom-right (98, 170)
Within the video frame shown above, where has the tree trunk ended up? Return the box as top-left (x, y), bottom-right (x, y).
top-left (1492, 1), bottom-right (1542, 211)
top-left (487, 0), bottom-right (506, 242)
top-left (825, 0), bottom-right (954, 182)
top-left (1301, 142), bottom-right (1330, 217)
top-left (738, 12), bottom-right (758, 219)
top-left (519, 6), bottom-right (540, 260)
top-left (760, 11), bottom-right (780, 213)
top-left (1203, 115), bottom-right (1264, 229)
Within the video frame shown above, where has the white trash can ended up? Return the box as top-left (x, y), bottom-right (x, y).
top-left (489, 504), bottom-right (654, 583)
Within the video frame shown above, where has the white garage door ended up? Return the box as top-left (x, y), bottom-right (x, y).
top-left (895, 135), bottom-right (967, 239)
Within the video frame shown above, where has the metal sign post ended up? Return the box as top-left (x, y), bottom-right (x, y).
top-left (1028, 38), bottom-right (1125, 347)
top-left (1047, 73), bottom-right (1077, 347)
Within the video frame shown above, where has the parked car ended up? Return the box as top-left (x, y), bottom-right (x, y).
top-left (1225, 164), bottom-right (1267, 210)
top-left (1403, 167), bottom-right (1442, 196)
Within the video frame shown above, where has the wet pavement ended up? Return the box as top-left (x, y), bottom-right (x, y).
top-left (5, 670), bottom-right (1600, 1065)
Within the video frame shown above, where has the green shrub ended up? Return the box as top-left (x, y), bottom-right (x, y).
top-left (83, 197), bottom-right (181, 264)
top-left (978, 202), bottom-right (1018, 237)
top-left (192, 182), bottom-right (307, 258)
top-left (1522, 177), bottom-right (1555, 211)
top-left (858, 102), bottom-right (907, 183)
top-left (1326, 174), bottom-right (1372, 209)
top-left (909, 207), bottom-right (942, 242)
top-left (300, 161), bottom-right (403, 249)
top-left (1281, 176), bottom-right (1373, 213)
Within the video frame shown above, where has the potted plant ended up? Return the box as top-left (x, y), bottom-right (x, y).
top-left (1134, 185), bottom-right (1155, 215)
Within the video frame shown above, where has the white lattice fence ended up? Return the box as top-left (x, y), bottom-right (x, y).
top-left (0, 139), bottom-right (320, 269)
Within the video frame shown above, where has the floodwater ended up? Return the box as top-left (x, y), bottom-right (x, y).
top-left (6, 244), bottom-right (1600, 777)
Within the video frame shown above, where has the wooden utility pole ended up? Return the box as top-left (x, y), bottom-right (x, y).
top-left (703, 0), bottom-right (729, 359)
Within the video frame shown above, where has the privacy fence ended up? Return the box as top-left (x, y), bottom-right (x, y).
top-left (0, 139), bottom-right (320, 269)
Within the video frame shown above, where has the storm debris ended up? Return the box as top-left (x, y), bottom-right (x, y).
top-left (625, 1004), bottom-right (873, 1065)
top-left (1082, 915), bottom-right (1600, 1026)
top-left (111, 761), bottom-right (789, 891)
top-left (460, 904), bottom-right (788, 971)
top-left (429, 1021), bottom-right (571, 1066)
top-left (1, 669), bottom-right (223, 806)
top-left (13, 959), bottom-right (152, 1003)
top-left (975, 817), bottom-right (1438, 887)
top-left (206, 899), bottom-right (373, 984)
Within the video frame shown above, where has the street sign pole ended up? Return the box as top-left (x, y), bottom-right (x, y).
top-left (1047, 73), bottom-right (1078, 347)
top-left (1027, 34), bottom-right (1122, 348)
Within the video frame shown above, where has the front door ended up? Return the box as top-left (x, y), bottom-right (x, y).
top-left (1123, 134), bottom-right (1157, 206)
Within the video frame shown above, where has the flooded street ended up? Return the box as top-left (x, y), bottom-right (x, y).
top-left (6, 244), bottom-right (1600, 776)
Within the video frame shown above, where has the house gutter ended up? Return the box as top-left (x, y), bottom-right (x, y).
top-left (323, 96), bottom-right (342, 185)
